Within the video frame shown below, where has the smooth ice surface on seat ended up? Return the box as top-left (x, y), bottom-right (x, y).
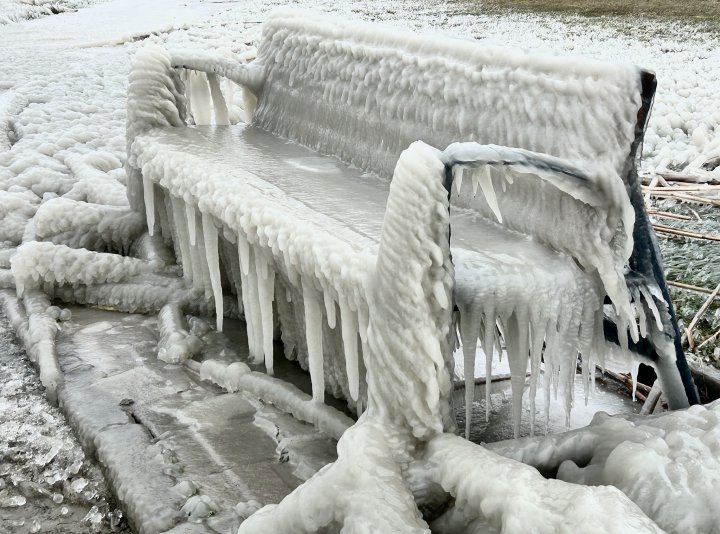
top-left (138, 124), bottom-right (590, 294)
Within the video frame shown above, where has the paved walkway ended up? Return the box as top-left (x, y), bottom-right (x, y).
top-left (54, 307), bottom-right (337, 533)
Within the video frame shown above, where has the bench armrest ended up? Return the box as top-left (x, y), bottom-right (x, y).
top-left (170, 49), bottom-right (264, 95)
top-left (441, 142), bottom-right (626, 213)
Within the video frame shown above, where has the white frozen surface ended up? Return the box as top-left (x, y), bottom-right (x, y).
top-left (1, 1), bottom-right (719, 532)
top-left (489, 401), bottom-right (720, 534)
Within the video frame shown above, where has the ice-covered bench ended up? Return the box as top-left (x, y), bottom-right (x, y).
top-left (125, 9), bottom-right (697, 441)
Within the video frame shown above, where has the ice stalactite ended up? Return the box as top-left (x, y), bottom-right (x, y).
top-left (459, 305), bottom-right (480, 438)
top-left (170, 196), bottom-right (193, 282)
top-left (323, 290), bottom-right (336, 330)
top-left (187, 70), bottom-right (211, 126)
top-left (185, 201), bottom-right (196, 246)
top-left (255, 248), bottom-right (275, 374)
top-left (505, 310), bottom-right (531, 437)
top-left (236, 232), bottom-right (258, 359)
top-left (477, 165), bottom-right (502, 222)
top-left (206, 73), bottom-right (229, 126)
top-left (483, 310), bottom-right (499, 422)
top-left (143, 176), bottom-right (155, 236)
top-left (453, 165), bottom-right (463, 195)
top-left (303, 279), bottom-right (325, 403)
top-left (201, 212), bottom-right (223, 332)
top-left (339, 296), bottom-right (360, 401)
top-left (192, 210), bottom-right (212, 299)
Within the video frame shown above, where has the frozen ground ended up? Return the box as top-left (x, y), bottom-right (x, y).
top-left (1, 0), bottom-right (719, 532)
top-left (0, 0), bottom-right (108, 26)
top-left (0, 310), bottom-right (128, 533)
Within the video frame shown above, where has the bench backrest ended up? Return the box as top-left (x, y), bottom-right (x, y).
top-left (253, 10), bottom-right (642, 181)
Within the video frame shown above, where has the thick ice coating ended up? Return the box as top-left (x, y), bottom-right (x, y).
top-left (489, 401), bottom-right (720, 534)
top-left (116, 10), bottom-right (700, 531)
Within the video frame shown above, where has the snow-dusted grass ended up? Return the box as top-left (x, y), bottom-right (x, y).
top-left (476, 0), bottom-right (720, 22)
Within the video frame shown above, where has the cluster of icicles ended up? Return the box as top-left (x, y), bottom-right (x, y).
top-left (143, 186), bottom-right (366, 409)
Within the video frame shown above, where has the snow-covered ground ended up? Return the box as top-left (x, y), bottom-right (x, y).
top-left (0, 0), bottom-right (107, 26)
top-left (1, 1), bottom-right (720, 533)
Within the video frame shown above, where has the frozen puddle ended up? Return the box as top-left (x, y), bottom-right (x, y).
top-left (0, 311), bottom-right (128, 534)
top-left (54, 306), bottom-right (338, 534)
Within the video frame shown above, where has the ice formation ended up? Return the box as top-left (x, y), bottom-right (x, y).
top-left (489, 401), bottom-right (720, 534)
top-left (1, 2), bottom-right (717, 532)
top-left (127, 9), bottom-right (694, 442)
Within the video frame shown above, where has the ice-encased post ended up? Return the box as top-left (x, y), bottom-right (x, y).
top-left (621, 70), bottom-right (699, 406)
top-left (368, 141), bottom-right (455, 439)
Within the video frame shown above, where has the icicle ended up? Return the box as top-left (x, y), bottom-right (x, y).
top-left (630, 360), bottom-right (640, 402)
top-left (454, 166), bottom-right (464, 195)
top-left (188, 71), bottom-right (211, 126)
top-left (617, 316), bottom-right (629, 351)
top-left (358, 302), bottom-right (369, 344)
top-left (171, 196), bottom-right (193, 282)
top-left (255, 250), bottom-right (276, 374)
top-left (185, 202), bottom-right (196, 246)
top-left (639, 285), bottom-right (664, 331)
top-left (528, 317), bottom-right (546, 436)
top-left (202, 212), bottom-right (223, 331)
top-left (505, 310), bottom-right (530, 438)
top-left (143, 176), bottom-right (155, 236)
top-left (632, 288), bottom-right (648, 339)
top-left (195, 216), bottom-right (213, 300)
top-left (238, 266), bottom-right (256, 357)
top-left (237, 232), bottom-right (250, 276)
top-left (221, 237), bottom-right (243, 315)
top-left (245, 247), bottom-right (263, 364)
top-left (479, 166), bottom-right (502, 223)
top-left (183, 69), bottom-right (194, 119)
top-left (460, 307), bottom-right (481, 439)
top-left (303, 280), bottom-right (324, 403)
top-left (433, 281), bottom-right (449, 310)
top-left (323, 290), bottom-right (336, 329)
top-left (339, 297), bottom-right (359, 401)
top-left (206, 73), bottom-right (229, 125)
top-left (471, 171), bottom-right (479, 197)
top-left (481, 307), bottom-right (496, 422)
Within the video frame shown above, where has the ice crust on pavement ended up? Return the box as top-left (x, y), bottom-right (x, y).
top-left (1, 1), bottom-right (719, 533)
